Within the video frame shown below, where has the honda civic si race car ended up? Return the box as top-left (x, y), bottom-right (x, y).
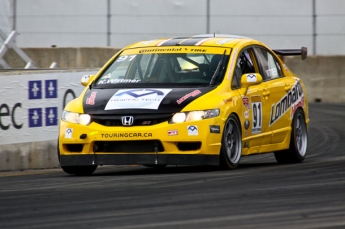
top-left (58, 34), bottom-right (309, 175)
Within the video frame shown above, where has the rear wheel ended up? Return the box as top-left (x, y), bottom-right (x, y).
top-left (274, 109), bottom-right (307, 163)
top-left (220, 114), bottom-right (242, 169)
top-left (61, 165), bottom-right (97, 176)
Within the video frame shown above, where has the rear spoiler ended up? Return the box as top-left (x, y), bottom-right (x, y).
top-left (273, 47), bottom-right (307, 60)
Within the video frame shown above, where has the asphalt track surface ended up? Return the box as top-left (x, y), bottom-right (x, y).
top-left (0, 103), bottom-right (344, 229)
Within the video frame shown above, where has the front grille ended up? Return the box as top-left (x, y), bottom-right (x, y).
top-left (91, 113), bottom-right (173, 127)
top-left (94, 140), bottom-right (164, 153)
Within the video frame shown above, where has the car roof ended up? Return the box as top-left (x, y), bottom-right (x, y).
top-left (125, 34), bottom-right (260, 49)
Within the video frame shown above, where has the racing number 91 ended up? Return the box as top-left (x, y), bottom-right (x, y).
top-left (251, 97), bottom-right (262, 134)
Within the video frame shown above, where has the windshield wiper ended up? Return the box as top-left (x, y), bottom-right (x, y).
top-left (209, 50), bottom-right (226, 86)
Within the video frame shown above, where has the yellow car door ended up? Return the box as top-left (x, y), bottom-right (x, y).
top-left (253, 47), bottom-right (291, 151)
top-left (232, 48), bottom-right (272, 155)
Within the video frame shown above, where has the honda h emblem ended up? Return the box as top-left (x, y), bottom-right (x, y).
top-left (121, 116), bottom-right (134, 125)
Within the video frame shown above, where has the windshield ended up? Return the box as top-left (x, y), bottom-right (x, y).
top-left (94, 48), bottom-right (230, 88)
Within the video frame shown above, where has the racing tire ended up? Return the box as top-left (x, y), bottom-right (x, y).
top-left (220, 114), bottom-right (242, 169)
top-left (274, 109), bottom-right (307, 164)
top-left (61, 165), bottom-right (98, 176)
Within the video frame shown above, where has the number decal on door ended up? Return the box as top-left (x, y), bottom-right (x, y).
top-left (251, 96), bottom-right (262, 134)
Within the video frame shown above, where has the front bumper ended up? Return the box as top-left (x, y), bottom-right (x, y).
top-left (58, 118), bottom-right (223, 166)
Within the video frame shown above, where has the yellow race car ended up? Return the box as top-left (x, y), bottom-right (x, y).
top-left (58, 34), bottom-right (309, 175)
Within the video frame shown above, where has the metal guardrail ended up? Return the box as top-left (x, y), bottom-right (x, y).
top-left (0, 29), bottom-right (38, 69)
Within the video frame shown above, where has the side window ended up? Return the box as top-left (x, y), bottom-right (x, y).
top-left (232, 49), bottom-right (255, 89)
top-left (253, 47), bottom-right (282, 81)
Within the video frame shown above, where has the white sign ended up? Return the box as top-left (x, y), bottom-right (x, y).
top-left (105, 88), bottom-right (172, 110)
top-left (0, 70), bottom-right (97, 145)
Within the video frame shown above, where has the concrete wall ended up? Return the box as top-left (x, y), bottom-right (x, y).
top-left (0, 140), bottom-right (58, 171)
top-left (3, 47), bottom-right (121, 69)
top-left (285, 56), bottom-right (345, 103)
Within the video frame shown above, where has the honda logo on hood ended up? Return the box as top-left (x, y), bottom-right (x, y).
top-left (121, 116), bottom-right (134, 125)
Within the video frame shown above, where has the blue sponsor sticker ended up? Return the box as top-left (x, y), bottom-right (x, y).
top-left (28, 108), bottom-right (42, 127)
top-left (45, 107), bottom-right (58, 126)
top-left (28, 81), bottom-right (42, 99)
top-left (187, 125), bottom-right (198, 136)
top-left (45, 80), bottom-right (57, 98)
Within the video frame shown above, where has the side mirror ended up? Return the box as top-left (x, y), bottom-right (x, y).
top-left (80, 74), bottom-right (95, 86)
top-left (240, 73), bottom-right (263, 88)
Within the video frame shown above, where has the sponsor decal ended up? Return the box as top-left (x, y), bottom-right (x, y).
top-left (116, 55), bottom-right (136, 62)
top-left (242, 96), bottom-right (250, 109)
top-left (65, 128), bottom-right (73, 138)
top-left (245, 130), bottom-right (248, 136)
top-left (188, 125), bottom-right (198, 136)
top-left (251, 96), bottom-right (262, 134)
top-left (105, 88), bottom-right (172, 110)
top-left (244, 120), bottom-right (250, 130)
top-left (101, 133), bottom-right (152, 138)
top-left (86, 91), bottom-right (97, 105)
top-left (139, 47), bottom-right (182, 53)
top-left (210, 125), bottom-right (220, 133)
top-left (189, 48), bottom-right (207, 52)
top-left (270, 80), bottom-right (304, 126)
top-left (244, 110), bottom-right (249, 119)
top-left (142, 121), bottom-right (151, 125)
top-left (246, 74), bottom-right (257, 82)
top-left (81, 75), bottom-right (91, 83)
top-left (176, 90), bottom-right (202, 104)
top-left (168, 130), bottom-right (178, 136)
top-left (98, 79), bottom-right (141, 84)
top-left (103, 73), bottom-right (111, 79)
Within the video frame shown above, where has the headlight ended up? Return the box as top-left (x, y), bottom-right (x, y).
top-left (169, 109), bottom-right (220, 124)
top-left (61, 111), bottom-right (91, 125)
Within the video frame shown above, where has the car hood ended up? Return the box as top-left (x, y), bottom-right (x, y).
top-left (82, 87), bottom-right (216, 114)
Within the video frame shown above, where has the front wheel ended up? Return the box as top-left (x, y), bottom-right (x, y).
top-left (61, 165), bottom-right (98, 176)
top-left (274, 108), bottom-right (308, 163)
top-left (220, 114), bottom-right (242, 169)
